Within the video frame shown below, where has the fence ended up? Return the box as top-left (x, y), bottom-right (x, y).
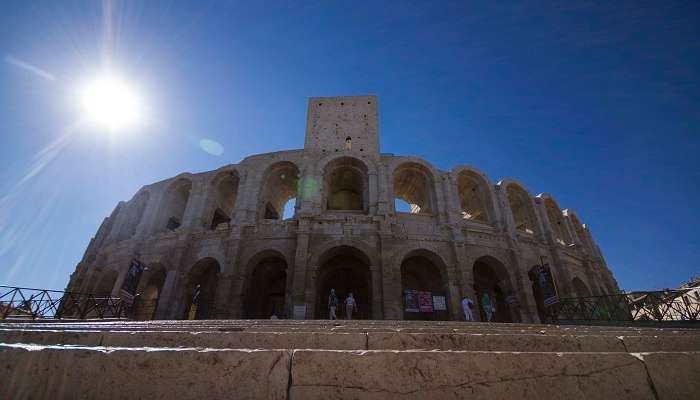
top-left (0, 285), bottom-right (132, 320)
top-left (545, 289), bottom-right (700, 323)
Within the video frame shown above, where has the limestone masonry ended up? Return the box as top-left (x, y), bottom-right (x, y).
top-left (66, 95), bottom-right (620, 323)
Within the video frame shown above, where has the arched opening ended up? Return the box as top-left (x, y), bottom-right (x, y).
top-left (393, 163), bottom-right (435, 214)
top-left (505, 184), bottom-right (538, 235)
top-left (158, 178), bottom-right (192, 232)
top-left (116, 191), bottom-right (149, 240)
top-left (323, 157), bottom-right (368, 212)
top-left (184, 258), bottom-right (220, 320)
top-left (457, 170), bottom-right (492, 223)
top-left (134, 264), bottom-right (166, 320)
top-left (572, 277), bottom-right (592, 298)
top-left (209, 171), bottom-right (239, 229)
top-left (544, 198), bottom-right (572, 245)
top-left (259, 162), bottom-right (300, 220)
top-left (473, 257), bottom-right (515, 323)
top-left (316, 246), bottom-right (372, 319)
top-left (94, 270), bottom-right (118, 296)
top-left (244, 254), bottom-right (288, 318)
top-left (400, 251), bottom-right (449, 320)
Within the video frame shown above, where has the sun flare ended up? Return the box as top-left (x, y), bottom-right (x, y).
top-left (78, 74), bottom-right (145, 132)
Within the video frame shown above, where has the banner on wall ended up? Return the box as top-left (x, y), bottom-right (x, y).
top-left (432, 295), bottom-right (447, 311)
top-left (120, 259), bottom-right (145, 299)
top-left (404, 290), bottom-right (419, 312)
top-left (418, 291), bottom-right (433, 313)
top-left (535, 264), bottom-right (559, 306)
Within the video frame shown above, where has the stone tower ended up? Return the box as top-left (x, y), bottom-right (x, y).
top-left (303, 95), bottom-right (379, 158)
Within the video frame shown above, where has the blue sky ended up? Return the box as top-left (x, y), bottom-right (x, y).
top-left (0, 1), bottom-right (698, 292)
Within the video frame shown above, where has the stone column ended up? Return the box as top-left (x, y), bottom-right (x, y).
top-left (155, 272), bottom-right (178, 319)
top-left (292, 219), bottom-right (311, 318)
top-left (369, 265), bottom-right (383, 319)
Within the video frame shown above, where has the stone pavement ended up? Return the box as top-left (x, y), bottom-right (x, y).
top-left (1, 319), bottom-right (699, 399)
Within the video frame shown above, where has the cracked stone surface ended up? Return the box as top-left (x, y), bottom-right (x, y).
top-left (1, 343), bottom-right (291, 400)
top-left (290, 350), bottom-right (655, 399)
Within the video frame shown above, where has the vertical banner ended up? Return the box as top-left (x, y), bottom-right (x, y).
top-left (418, 291), bottom-right (433, 313)
top-left (432, 295), bottom-right (447, 311)
top-left (536, 264), bottom-right (559, 306)
top-left (404, 290), bottom-right (419, 312)
top-left (120, 259), bottom-right (145, 298)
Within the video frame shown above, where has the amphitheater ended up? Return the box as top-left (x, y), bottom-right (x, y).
top-left (64, 95), bottom-right (619, 323)
top-left (2, 96), bottom-right (699, 399)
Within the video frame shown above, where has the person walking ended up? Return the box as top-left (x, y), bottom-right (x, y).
top-left (345, 293), bottom-right (357, 320)
top-left (461, 296), bottom-right (475, 321)
top-left (328, 289), bottom-right (339, 320)
top-left (481, 292), bottom-right (493, 322)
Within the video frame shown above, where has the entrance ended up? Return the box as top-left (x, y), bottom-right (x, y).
top-left (316, 246), bottom-right (371, 319)
top-left (400, 252), bottom-right (449, 320)
top-left (473, 257), bottom-right (514, 323)
top-left (184, 258), bottom-right (219, 320)
top-left (244, 255), bottom-right (287, 318)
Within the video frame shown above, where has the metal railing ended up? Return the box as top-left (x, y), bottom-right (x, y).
top-left (545, 289), bottom-right (700, 323)
top-left (0, 285), bottom-right (132, 320)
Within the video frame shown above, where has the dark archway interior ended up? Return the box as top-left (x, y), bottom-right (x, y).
top-left (316, 252), bottom-right (371, 319)
top-left (324, 158), bottom-right (367, 212)
top-left (572, 277), bottom-right (592, 298)
top-left (135, 267), bottom-right (166, 320)
top-left (401, 255), bottom-right (449, 320)
top-left (473, 259), bottom-right (513, 323)
top-left (185, 259), bottom-right (219, 320)
top-left (244, 256), bottom-right (287, 318)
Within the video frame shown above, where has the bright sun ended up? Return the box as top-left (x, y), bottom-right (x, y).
top-left (78, 74), bottom-right (145, 132)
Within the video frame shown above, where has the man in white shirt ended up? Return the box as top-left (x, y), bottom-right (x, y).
top-left (461, 296), bottom-right (475, 321)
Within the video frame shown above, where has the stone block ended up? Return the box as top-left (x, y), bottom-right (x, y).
top-left (290, 350), bottom-right (654, 399)
top-left (641, 351), bottom-right (700, 400)
top-left (622, 335), bottom-right (700, 352)
top-left (0, 343), bottom-right (291, 400)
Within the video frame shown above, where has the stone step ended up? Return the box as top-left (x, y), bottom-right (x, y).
top-left (2, 343), bottom-right (698, 399)
top-left (4, 320), bottom-right (698, 336)
top-left (3, 328), bottom-right (699, 352)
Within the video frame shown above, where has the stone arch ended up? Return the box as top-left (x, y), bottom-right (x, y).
top-left (314, 245), bottom-right (373, 319)
top-left (572, 276), bottom-right (592, 298)
top-left (116, 190), bottom-right (150, 240)
top-left (308, 238), bottom-right (379, 268)
top-left (539, 194), bottom-right (573, 245)
top-left (208, 170), bottom-right (240, 229)
top-left (499, 179), bottom-right (539, 236)
top-left (322, 156), bottom-right (369, 212)
top-left (454, 166), bottom-right (495, 224)
top-left (392, 162), bottom-right (437, 214)
top-left (242, 249), bottom-right (289, 318)
top-left (399, 249), bottom-right (451, 320)
top-left (257, 161), bottom-right (300, 220)
top-left (156, 177), bottom-right (192, 232)
top-left (183, 257), bottom-right (220, 320)
top-left (134, 263), bottom-right (167, 320)
top-left (472, 255), bottom-right (516, 322)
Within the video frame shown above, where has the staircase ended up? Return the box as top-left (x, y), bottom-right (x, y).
top-left (2, 319), bottom-right (699, 399)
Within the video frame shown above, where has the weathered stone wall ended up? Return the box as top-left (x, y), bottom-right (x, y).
top-left (65, 96), bottom-right (620, 323)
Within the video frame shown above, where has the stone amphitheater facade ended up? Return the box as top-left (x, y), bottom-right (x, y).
top-left (66, 95), bottom-right (620, 323)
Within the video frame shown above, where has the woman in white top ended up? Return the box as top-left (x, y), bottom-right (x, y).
top-left (345, 293), bottom-right (357, 320)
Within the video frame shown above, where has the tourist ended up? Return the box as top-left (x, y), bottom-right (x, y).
top-left (481, 292), bottom-right (493, 322)
top-left (461, 296), bottom-right (475, 321)
top-left (345, 293), bottom-right (357, 319)
top-left (328, 288), bottom-right (339, 320)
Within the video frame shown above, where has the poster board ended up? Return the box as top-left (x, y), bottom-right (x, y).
top-left (418, 291), bottom-right (433, 313)
top-left (536, 264), bottom-right (559, 306)
top-left (432, 295), bottom-right (447, 311)
top-left (293, 304), bottom-right (306, 320)
top-left (404, 290), bottom-right (419, 312)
